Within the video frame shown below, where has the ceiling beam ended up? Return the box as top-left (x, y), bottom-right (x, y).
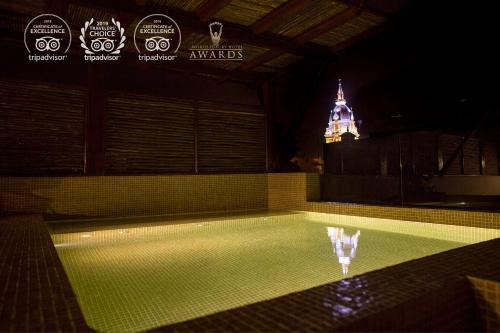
top-left (236, 5), bottom-right (366, 74)
top-left (68, 0), bottom-right (332, 57)
top-left (250, 0), bottom-right (386, 37)
top-left (196, 0), bottom-right (232, 22)
top-left (251, 0), bottom-right (314, 34)
top-left (294, 7), bottom-right (362, 44)
top-left (331, 22), bottom-right (391, 53)
top-left (239, 49), bottom-right (284, 71)
top-left (217, 49), bottom-right (284, 83)
top-left (335, 0), bottom-right (387, 18)
top-left (163, 58), bottom-right (268, 84)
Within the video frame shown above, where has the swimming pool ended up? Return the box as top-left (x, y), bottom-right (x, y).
top-left (49, 211), bottom-right (500, 333)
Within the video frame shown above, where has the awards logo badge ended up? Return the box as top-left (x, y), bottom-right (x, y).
top-left (134, 14), bottom-right (181, 62)
top-left (80, 18), bottom-right (126, 61)
top-left (209, 22), bottom-right (222, 47)
top-left (24, 14), bottom-right (71, 62)
top-left (189, 22), bottom-right (243, 61)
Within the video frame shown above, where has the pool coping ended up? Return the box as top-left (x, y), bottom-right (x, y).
top-left (0, 214), bottom-right (92, 332)
top-left (1, 213), bottom-right (499, 332)
top-left (154, 237), bottom-right (499, 332)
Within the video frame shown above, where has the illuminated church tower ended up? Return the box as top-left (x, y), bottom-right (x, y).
top-left (324, 79), bottom-right (360, 143)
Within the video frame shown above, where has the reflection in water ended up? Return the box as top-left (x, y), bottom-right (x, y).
top-left (327, 227), bottom-right (361, 275)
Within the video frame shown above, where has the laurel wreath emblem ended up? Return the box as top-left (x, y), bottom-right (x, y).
top-left (79, 18), bottom-right (126, 55)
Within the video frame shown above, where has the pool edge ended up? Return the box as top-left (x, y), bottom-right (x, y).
top-left (1, 213), bottom-right (498, 332)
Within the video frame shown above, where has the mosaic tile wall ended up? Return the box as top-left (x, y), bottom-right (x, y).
top-left (267, 173), bottom-right (500, 229)
top-left (1, 172), bottom-right (498, 228)
top-left (0, 174), bottom-right (267, 219)
top-left (469, 276), bottom-right (500, 332)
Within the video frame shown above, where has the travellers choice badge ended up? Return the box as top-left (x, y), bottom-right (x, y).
top-left (24, 14), bottom-right (71, 61)
top-left (134, 14), bottom-right (181, 61)
top-left (80, 18), bottom-right (125, 61)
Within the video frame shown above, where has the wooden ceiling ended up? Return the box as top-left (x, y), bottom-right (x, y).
top-left (0, 0), bottom-right (407, 84)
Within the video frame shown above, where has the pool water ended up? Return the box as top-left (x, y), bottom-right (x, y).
top-left (49, 212), bottom-right (499, 333)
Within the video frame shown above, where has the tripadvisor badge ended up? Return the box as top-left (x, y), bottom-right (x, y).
top-left (134, 14), bottom-right (181, 62)
top-left (80, 18), bottom-right (126, 61)
top-left (24, 14), bottom-right (72, 62)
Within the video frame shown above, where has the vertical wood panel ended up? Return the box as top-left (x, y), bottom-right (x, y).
top-left (197, 101), bottom-right (266, 172)
top-left (1, 80), bottom-right (266, 175)
top-left (463, 138), bottom-right (480, 175)
top-left (440, 134), bottom-right (462, 175)
top-left (0, 80), bottom-right (85, 175)
top-left (85, 64), bottom-right (106, 175)
top-left (412, 131), bottom-right (437, 176)
top-left (104, 92), bottom-right (195, 173)
top-left (483, 142), bottom-right (498, 175)
top-left (193, 100), bottom-right (199, 174)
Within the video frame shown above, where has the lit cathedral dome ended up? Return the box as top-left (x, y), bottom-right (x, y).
top-left (324, 79), bottom-right (360, 143)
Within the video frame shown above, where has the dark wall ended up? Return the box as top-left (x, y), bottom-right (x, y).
top-left (322, 132), bottom-right (500, 204)
top-left (268, 57), bottom-right (330, 170)
top-left (0, 80), bottom-right (86, 175)
top-left (324, 132), bottom-right (499, 177)
top-left (0, 44), bottom-right (265, 175)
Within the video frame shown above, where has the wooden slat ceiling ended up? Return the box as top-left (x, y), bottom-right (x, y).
top-left (0, 12), bottom-right (25, 33)
top-left (147, 0), bottom-right (203, 13)
top-left (270, 0), bottom-right (348, 38)
top-left (242, 44), bottom-right (271, 61)
top-left (253, 65), bottom-right (278, 73)
top-left (264, 53), bottom-right (303, 68)
top-left (313, 11), bottom-right (386, 47)
top-left (0, 0), bottom-right (45, 16)
top-left (214, 0), bottom-right (288, 26)
top-left (0, 0), bottom-right (402, 83)
top-left (183, 31), bottom-right (218, 46)
top-left (66, 4), bottom-right (113, 26)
